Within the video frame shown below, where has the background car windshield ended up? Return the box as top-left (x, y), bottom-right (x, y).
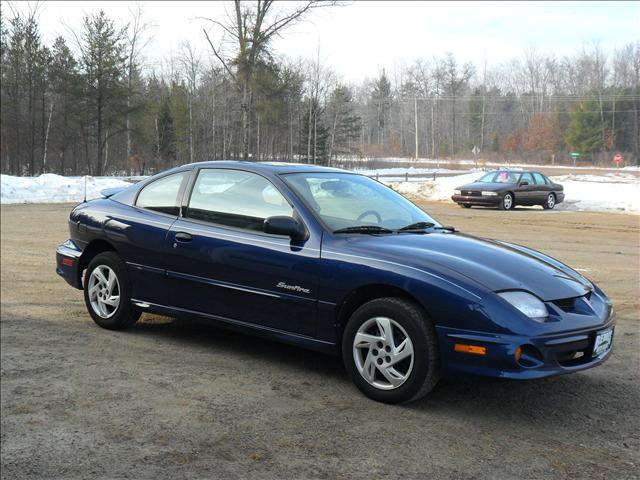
top-left (478, 171), bottom-right (519, 183)
top-left (284, 173), bottom-right (439, 231)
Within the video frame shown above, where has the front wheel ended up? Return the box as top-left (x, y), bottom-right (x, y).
top-left (342, 298), bottom-right (439, 404)
top-left (83, 252), bottom-right (140, 330)
top-left (543, 193), bottom-right (556, 210)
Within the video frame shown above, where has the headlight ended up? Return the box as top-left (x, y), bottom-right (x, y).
top-left (454, 189), bottom-right (461, 195)
top-left (497, 291), bottom-right (548, 321)
top-left (481, 191), bottom-right (498, 196)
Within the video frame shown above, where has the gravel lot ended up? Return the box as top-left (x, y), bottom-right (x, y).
top-left (1, 202), bottom-right (639, 479)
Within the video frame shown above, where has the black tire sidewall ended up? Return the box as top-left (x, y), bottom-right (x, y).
top-left (83, 252), bottom-right (139, 330)
top-left (341, 298), bottom-right (439, 404)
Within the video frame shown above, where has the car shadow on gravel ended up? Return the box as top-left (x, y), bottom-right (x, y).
top-left (129, 314), bottom-right (349, 381)
top-left (127, 314), bottom-right (627, 427)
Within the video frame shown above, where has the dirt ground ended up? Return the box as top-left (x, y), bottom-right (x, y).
top-left (1, 202), bottom-right (639, 480)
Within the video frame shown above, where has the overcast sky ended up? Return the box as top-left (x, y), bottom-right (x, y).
top-left (9, 1), bottom-right (640, 82)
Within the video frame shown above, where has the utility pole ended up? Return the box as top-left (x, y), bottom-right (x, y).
top-left (414, 96), bottom-right (419, 160)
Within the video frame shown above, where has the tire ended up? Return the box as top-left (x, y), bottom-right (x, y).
top-left (461, 204), bottom-right (472, 208)
top-left (499, 192), bottom-right (514, 210)
top-left (83, 252), bottom-right (140, 330)
top-left (342, 297), bottom-right (440, 404)
top-left (543, 193), bottom-right (556, 210)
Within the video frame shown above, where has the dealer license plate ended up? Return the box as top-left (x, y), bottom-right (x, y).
top-left (593, 329), bottom-right (613, 357)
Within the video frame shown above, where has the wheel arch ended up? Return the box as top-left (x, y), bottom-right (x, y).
top-left (77, 239), bottom-right (118, 287)
top-left (335, 284), bottom-right (428, 346)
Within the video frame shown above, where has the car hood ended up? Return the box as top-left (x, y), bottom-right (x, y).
top-left (338, 232), bottom-right (591, 301)
top-left (456, 182), bottom-right (510, 191)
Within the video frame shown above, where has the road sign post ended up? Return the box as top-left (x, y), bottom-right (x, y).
top-left (570, 152), bottom-right (581, 170)
top-left (472, 145), bottom-right (480, 168)
top-left (614, 153), bottom-right (622, 168)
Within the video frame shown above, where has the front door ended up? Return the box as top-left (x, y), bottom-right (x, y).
top-left (164, 168), bottom-right (320, 337)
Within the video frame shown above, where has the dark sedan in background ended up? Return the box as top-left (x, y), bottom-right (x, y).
top-left (452, 170), bottom-right (564, 210)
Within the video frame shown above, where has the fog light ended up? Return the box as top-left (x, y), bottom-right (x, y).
top-left (454, 343), bottom-right (486, 355)
top-left (515, 346), bottom-right (522, 362)
top-left (516, 344), bottom-right (544, 368)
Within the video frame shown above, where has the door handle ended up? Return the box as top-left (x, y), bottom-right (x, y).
top-left (174, 232), bottom-right (193, 242)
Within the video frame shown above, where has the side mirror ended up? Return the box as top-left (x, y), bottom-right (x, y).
top-left (263, 216), bottom-right (306, 241)
top-left (520, 181), bottom-right (529, 186)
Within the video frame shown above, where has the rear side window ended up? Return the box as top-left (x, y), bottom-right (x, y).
top-left (185, 169), bottom-right (293, 232)
top-left (136, 172), bottom-right (187, 215)
top-left (532, 173), bottom-right (547, 185)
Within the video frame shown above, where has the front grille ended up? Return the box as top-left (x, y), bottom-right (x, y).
top-left (552, 297), bottom-right (577, 312)
top-left (463, 190), bottom-right (481, 196)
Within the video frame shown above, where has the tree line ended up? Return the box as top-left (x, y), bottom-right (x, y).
top-left (1, 1), bottom-right (638, 176)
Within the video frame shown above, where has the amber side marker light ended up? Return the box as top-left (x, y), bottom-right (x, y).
top-left (515, 346), bottom-right (522, 362)
top-left (62, 258), bottom-right (74, 267)
top-left (454, 344), bottom-right (486, 355)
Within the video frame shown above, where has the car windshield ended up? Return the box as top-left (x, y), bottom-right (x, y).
top-left (283, 172), bottom-right (440, 232)
top-left (478, 171), bottom-right (519, 183)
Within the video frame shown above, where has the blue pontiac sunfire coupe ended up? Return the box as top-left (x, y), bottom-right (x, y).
top-left (56, 162), bottom-right (614, 404)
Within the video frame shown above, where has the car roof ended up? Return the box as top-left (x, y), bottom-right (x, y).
top-left (180, 160), bottom-right (347, 175)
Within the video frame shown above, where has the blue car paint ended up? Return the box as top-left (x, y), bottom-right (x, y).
top-left (56, 161), bottom-right (614, 379)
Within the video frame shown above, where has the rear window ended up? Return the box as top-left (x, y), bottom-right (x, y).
top-left (136, 172), bottom-right (187, 215)
top-left (532, 173), bottom-right (547, 185)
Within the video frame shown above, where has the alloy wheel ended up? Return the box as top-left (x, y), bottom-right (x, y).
top-left (503, 194), bottom-right (513, 210)
top-left (547, 194), bottom-right (555, 209)
top-left (352, 317), bottom-right (414, 390)
top-left (87, 265), bottom-right (120, 319)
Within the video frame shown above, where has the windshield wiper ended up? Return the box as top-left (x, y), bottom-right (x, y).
top-left (432, 225), bottom-right (457, 232)
top-left (398, 221), bottom-right (435, 231)
top-left (333, 225), bottom-right (395, 234)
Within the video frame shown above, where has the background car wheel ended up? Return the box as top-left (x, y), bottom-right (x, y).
top-left (500, 192), bottom-right (514, 210)
top-left (83, 252), bottom-right (140, 330)
top-left (462, 204), bottom-right (472, 208)
top-left (543, 193), bottom-right (556, 210)
top-left (342, 297), bottom-right (439, 404)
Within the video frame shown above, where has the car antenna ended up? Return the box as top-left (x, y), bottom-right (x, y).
top-left (83, 175), bottom-right (87, 203)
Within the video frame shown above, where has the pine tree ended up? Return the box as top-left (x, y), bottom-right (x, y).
top-left (158, 97), bottom-right (176, 165)
top-left (565, 98), bottom-right (607, 157)
top-left (78, 11), bottom-right (128, 175)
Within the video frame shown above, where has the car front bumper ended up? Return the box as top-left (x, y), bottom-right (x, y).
top-left (436, 313), bottom-right (615, 380)
top-left (451, 194), bottom-right (502, 207)
top-left (56, 240), bottom-right (83, 289)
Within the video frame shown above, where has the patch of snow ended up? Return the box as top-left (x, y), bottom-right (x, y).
top-left (0, 174), bottom-right (133, 204)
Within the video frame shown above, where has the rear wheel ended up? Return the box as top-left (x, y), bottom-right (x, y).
top-left (543, 193), bottom-right (556, 210)
top-left (499, 192), bottom-right (514, 210)
top-left (342, 297), bottom-right (439, 404)
top-left (83, 252), bottom-right (140, 330)
top-left (461, 204), bottom-right (472, 208)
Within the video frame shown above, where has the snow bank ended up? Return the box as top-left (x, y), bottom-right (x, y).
top-left (387, 172), bottom-right (640, 214)
top-left (355, 166), bottom-right (471, 176)
top-left (1, 174), bottom-right (132, 204)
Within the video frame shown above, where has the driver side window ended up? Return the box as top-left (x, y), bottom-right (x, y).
top-left (184, 169), bottom-right (293, 232)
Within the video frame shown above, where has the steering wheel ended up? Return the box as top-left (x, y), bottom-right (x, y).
top-left (356, 210), bottom-right (382, 224)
